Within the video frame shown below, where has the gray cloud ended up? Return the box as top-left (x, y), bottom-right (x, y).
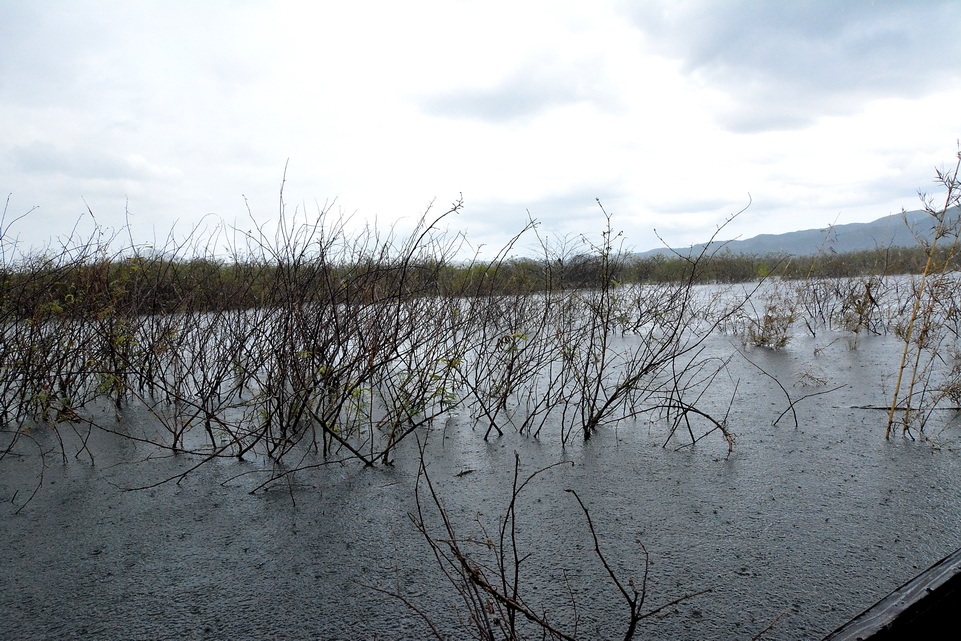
top-left (10, 142), bottom-right (148, 180)
top-left (641, 195), bottom-right (738, 216)
top-left (457, 183), bottom-right (637, 258)
top-left (626, 0), bottom-right (961, 132)
top-left (0, 3), bottom-right (119, 109)
top-left (421, 58), bottom-right (609, 122)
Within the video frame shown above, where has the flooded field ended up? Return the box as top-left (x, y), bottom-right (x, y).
top-left (4, 200), bottom-right (961, 639)
top-left (4, 324), bottom-right (961, 640)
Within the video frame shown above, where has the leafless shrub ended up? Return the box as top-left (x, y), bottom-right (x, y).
top-left (1, 182), bottom-right (755, 497)
top-left (395, 448), bottom-right (710, 640)
top-left (834, 276), bottom-right (887, 336)
top-left (730, 283), bottom-right (796, 350)
top-left (938, 356), bottom-right (961, 408)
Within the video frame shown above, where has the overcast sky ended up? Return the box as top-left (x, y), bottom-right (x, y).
top-left (2, 0), bottom-right (960, 258)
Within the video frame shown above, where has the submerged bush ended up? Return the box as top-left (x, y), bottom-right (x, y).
top-left (1, 194), bottom-right (752, 481)
top-left (4, 158), bottom-right (961, 488)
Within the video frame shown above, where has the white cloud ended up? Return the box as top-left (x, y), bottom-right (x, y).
top-left (1, 0), bottom-right (958, 257)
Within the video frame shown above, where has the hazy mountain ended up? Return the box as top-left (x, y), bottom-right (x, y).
top-left (640, 207), bottom-right (961, 258)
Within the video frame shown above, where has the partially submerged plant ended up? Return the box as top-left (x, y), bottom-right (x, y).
top-left (391, 448), bottom-right (711, 640)
top-left (1, 185), bottom-right (758, 503)
top-left (887, 150), bottom-right (961, 438)
top-left (727, 281), bottom-right (796, 350)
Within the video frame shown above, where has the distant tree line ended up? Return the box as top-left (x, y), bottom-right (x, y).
top-left (3, 242), bottom-right (959, 319)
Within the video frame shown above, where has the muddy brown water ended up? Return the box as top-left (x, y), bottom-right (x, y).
top-left (3, 331), bottom-right (961, 640)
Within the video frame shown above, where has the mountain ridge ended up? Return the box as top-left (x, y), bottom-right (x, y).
top-left (640, 207), bottom-right (961, 257)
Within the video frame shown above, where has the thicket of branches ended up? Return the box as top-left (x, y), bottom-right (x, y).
top-left (1, 191), bottom-right (752, 490)
top-left (4, 170), bottom-right (961, 487)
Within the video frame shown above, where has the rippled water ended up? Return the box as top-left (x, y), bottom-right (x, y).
top-left (3, 331), bottom-right (961, 640)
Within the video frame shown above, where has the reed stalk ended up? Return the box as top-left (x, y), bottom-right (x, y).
top-left (887, 151), bottom-right (961, 438)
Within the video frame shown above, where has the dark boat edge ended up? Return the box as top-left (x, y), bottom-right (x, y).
top-left (822, 546), bottom-right (961, 640)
